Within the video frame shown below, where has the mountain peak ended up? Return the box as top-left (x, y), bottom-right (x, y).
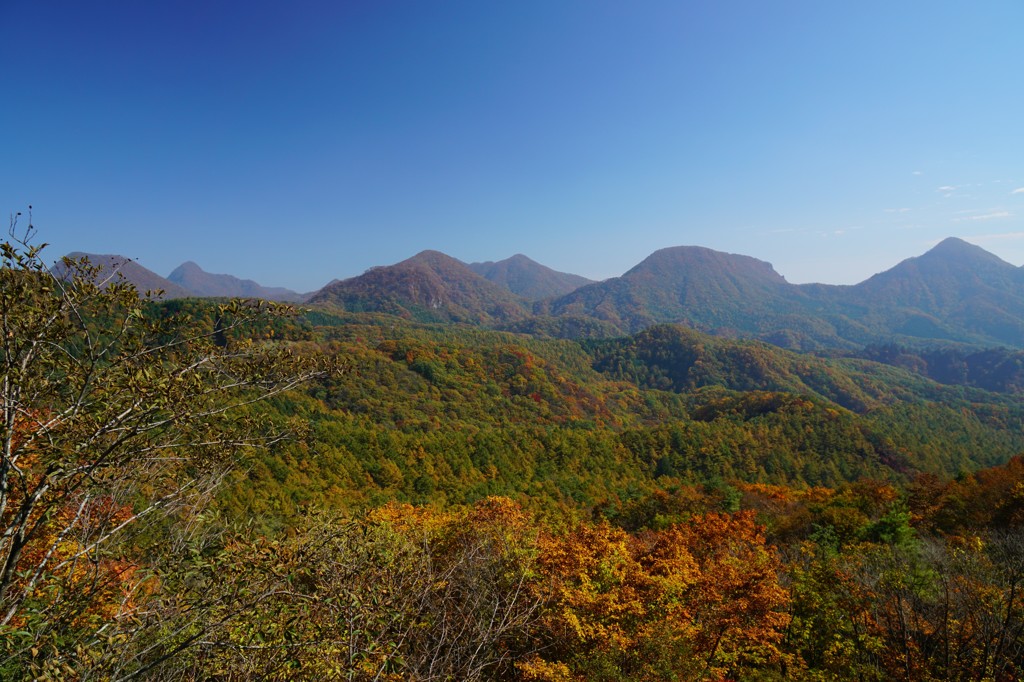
top-left (466, 254), bottom-right (593, 300)
top-left (932, 236), bottom-right (972, 250)
top-left (57, 252), bottom-right (195, 299)
top-left (923, 237), bottom-right (1009, 266)
top-left (550, 244), bottom-right (802, 337)
top-left (628, 245), bottom-right (787, 284)
top-left (405, 249), bottom-right (462, 265)
top-left (309, 250), bottom-right (530, 324)
top-left (849, 237), bottom-right (1024, 344)
top-left (167, 261), bottom-right (303, 301)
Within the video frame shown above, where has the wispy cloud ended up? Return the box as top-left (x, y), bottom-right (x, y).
top-left (1013, 187), bottom-right (1024, 194)
top-left (885, 208), bottom-right (911, 214)
top-left (966, 232), bottom-right (1024, 244)
top-left (953, 211), bottom-right (1012, 222)
top-left (912, 170), bottom-right (923, 176)
top-left (938, 185), bottom-right (957, 192)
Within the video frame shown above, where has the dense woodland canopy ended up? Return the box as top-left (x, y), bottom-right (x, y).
top-left (3, 230), bottom-right (1024, 680)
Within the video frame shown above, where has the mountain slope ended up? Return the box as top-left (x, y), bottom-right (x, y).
top-left (307, 250), bottom-right (532, 324)
top-left (167, 261), bottom-right (304, 301)
top-left (832, 237), bottom-right (1024, 346)
top-left (545, 240), bottom-right (1024, 349)
top-left (467, 254), bottom-right (593, 300)
top-left (548, 245), bottom-right (816, 338)
top-left (56, 252), bottom-right (194, 299)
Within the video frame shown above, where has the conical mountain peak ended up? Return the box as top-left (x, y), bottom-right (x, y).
top-left (308, 250), bottom-right (530, 324)
top-left (921, 237), bottom-right (1011, 267)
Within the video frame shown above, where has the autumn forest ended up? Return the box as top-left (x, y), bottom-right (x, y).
top-left (3, 230), bottom-right (1024, 681)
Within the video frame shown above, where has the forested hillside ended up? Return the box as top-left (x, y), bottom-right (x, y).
top-left (212, 315), bottom-right (1024, 529)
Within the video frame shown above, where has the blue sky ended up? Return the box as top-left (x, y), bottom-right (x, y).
top-left (2, 1), bottom-right (1023, 291)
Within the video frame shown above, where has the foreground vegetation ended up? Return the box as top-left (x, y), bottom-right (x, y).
top-left (3, 229), bottom-right (1024, 680)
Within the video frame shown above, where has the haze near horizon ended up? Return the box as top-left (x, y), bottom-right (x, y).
top-left (2, 1), bottom-right (1022, 291)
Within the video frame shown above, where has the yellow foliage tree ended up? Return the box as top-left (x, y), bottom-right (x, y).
top-left (523, 511), bottom-right (789, 681)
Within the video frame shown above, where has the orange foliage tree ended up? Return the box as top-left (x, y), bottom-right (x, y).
top-left (523, 510), bottom-right (789, 681)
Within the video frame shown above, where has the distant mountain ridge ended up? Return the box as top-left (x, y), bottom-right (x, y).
top-left (56, 253), bottom-right (307, 302)
top-left (55, 252), bottom-right (195, 299)
top-left (60, 238), bottom-right (1024, 349)
top-left (544, 238), bottom-right (1024, 349)
top-left (467, 254), bottom-right (594, 300)
top-left (167, 261), bottom-right (304, 301)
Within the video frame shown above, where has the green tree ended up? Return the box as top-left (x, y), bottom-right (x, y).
top-left (175, 498), bottom-right (544, 681)
top-left (0, 215), bottom-right (324, 678)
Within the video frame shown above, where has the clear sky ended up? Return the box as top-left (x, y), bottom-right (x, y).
top-left (2, 1), bottom-right (1023, 292)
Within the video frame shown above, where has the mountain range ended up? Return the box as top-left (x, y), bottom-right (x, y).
top-left (61, 237), bottom-right (1024, 350)
top-left (55, 253), bottom-right (196, 299)
top-left (544, 237), bottom-right (1024, 349)
top-left (55, 254), bottom-right (305, 302)
top-left (167, 261), bottom-right (306, 301)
